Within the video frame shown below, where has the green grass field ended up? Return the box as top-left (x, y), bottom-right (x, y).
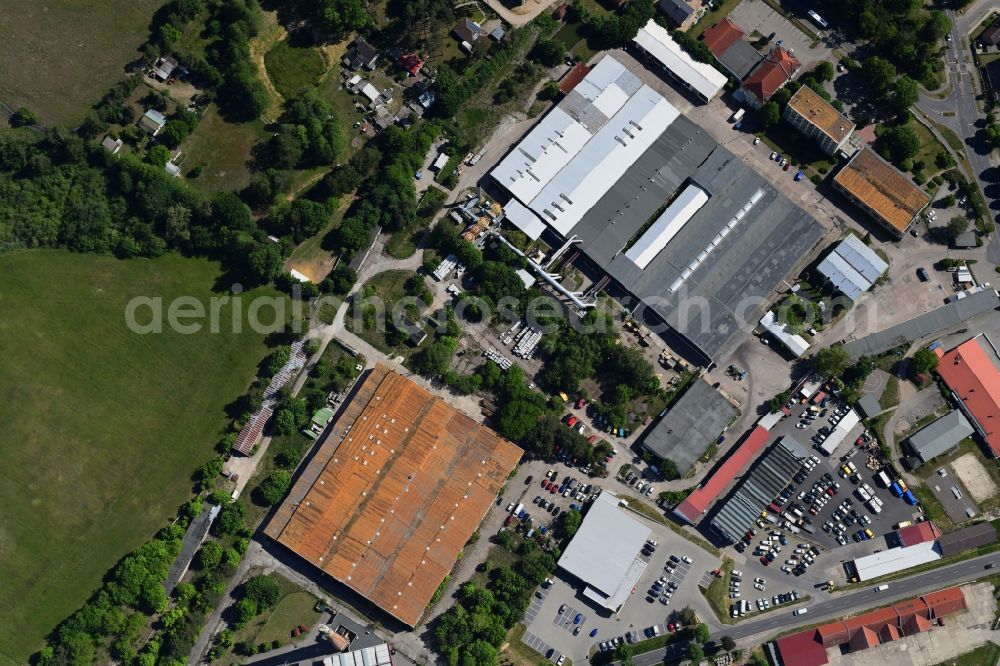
top-left (254, 591), bottom-right (321, 645)
top-left (265, 40), bottom-right (326, 100)
top-left (0, 0), bottom-right (167, 126)
top-left (0, 251), bottom-right (284, 664)
top-left (182, 105), bottom-right (270, 192)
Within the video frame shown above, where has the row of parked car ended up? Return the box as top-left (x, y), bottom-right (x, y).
top-left (779, 544), bottom-right (820, 576)
top-left (730, 589), bottom-right (800, 617)
top-left (622, 470), bottom-right (656, 496)
top-left (821, 496), bottom-right (876, 545)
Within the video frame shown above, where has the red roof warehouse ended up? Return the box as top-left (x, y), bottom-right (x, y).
top-left (935, 334), bottom-right (1000, 456)
top-left (674, 426), bottom-right (771, 523)
top-left (773, 587), bottom-right (967, 666)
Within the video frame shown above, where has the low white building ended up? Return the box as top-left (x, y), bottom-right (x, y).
top-left (852, 541), bottom-right (941, 581)
top-left (632, 19), bottom-right (726, 102)
top-left (557, 492), bottom-right (651, 612)
top-left (759, 310), bottom-right (810, 358)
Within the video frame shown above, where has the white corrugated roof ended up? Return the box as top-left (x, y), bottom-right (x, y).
top-left (557, 492), bottom-right (651, 600)
top-left (759, 310), bottom-right (810, 357)
top-left (818, 408), bottom-right (860, 455)
top-left (626, 184), bottom-right (709, 269)
top-left (817, 252), bottom-right (867, 301)
top-left (633, 20), bottom-right (726, 100)
top-left (818, 235), bottom-right (888, 301)
top-left (838, 234), bottom-right (888, 282)
top-left (490, 55), bottom-right (680, 236)
top-left (503, 198), bottom-right (547, 240)
top-left (531, 89), bottom-right (679, 236)
top-left (854, 541), bottom-right (941, 581)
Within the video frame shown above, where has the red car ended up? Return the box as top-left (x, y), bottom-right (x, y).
top-left (549, 484), bottom-right (557, 494)
top-left (541, 479), bottom-right (549, 489)
top-left (576, 398), bottom-right (586, 409)
top-left (667, 623), bottom-right (677, 632)
top-left (855, 436), bottom-right (864, 446)
top-left (504, 515), bottom-right (514, 526)
top-left (567, 416), bottom-right (578, 427)
top-left (760, 556), bottom-right (770, 566)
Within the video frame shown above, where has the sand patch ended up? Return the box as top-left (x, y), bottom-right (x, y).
top-left (951, 453), bottom-right (997, 504)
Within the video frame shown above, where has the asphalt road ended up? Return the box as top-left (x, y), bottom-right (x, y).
top-left (917, 2), bottom-right (1000, 263)
top-left (629, 552), bottom-right (1000, 665)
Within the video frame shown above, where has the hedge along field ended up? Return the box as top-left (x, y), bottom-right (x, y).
top-left (0, 0), bottom-right (168, 125)
top-left (0, 251), bottom-right (288, 664)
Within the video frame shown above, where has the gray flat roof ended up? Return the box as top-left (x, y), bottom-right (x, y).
top-left (557, 492), bottom-right (651, 603)
top-left (641, 379), bottom-right (738, 472)
top-left (906, 409), bottom-right (974, 462)
top-left (857, 393), bottom-right (882, 419)
top-left (843, 288), bottom-right (1000, 359)
top-left (710, 436), bottom-right (808, 543)
top-left (569, 115), bottom-right (824, 361)
top-left (717, 40), bottom-right (762, 80)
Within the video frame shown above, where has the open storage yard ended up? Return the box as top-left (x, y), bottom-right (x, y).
top-left (0, 251), bottom-right (284, 663)
top-left (0, 0), bottom-right (168, 125)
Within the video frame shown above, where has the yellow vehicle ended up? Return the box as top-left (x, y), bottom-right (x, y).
top-left (864, 528), bottom-right (875, 539)
top-left (824, 580), bottom-right (835, 591)
top-left (558, 392), bottom-right (569, 403)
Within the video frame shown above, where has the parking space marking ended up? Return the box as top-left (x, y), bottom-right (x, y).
top-left (521, 630), bottom-right (558, 662)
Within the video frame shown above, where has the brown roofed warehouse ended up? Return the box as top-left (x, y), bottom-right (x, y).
top-left (783, 85), bottom-right (855, 156)
top-left (265, 365), bottom-right (522, 627)
top-left (833, 147), bottom-right (930, 236)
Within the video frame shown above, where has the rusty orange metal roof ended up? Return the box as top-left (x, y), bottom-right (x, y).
top-left (834, 147), bottom-right (930, 233)
top-left (786, 85), bottom-right (855, 144)
top-left (265, 365), bottom-right (522, 626)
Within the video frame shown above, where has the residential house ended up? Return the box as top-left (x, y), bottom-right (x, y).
top-left (100, 135), bottom-right (123, 155)
top-left (138, 109), bottom-right (167, 136)
top-left (658, 0), bottom-right (694, 26)
top-left (980, 21), bottom-right (1000, 46)
top-left (344, 36), bottom-right (379, 70)
top-left (700, 18), bottom-right (762, 80)
top-left (153, 56), bottom-right (178, 81)
top-left (735, 47), bottom-right (799, 109)
top-left (452, 18), bottom-right (484, 45)
top-left (398, 51), bottom-right (425, 77)
top-left (783, 85), bottom-right (855, 155)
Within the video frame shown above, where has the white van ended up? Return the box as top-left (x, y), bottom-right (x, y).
top-left (793, 608), bottom-right (808, 616)
top-left (875, 584), bottom-right (889, 592)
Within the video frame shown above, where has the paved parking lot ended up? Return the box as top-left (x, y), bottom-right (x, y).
top-left (728, 0), bottom-right (833, 71)
top-left (926, 464), bottom-right (979, 523)
top-left (520, 504), bottom-right (721, 664)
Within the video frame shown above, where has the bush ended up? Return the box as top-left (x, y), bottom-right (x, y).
top-left (255, 470), bottom-right (291, 505)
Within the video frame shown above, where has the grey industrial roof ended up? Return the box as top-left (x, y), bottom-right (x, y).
top-left (906, 410), bottom-right (974, 463)
top-left (641, 379), bottom-right (738, 473)
top-left (557, 492), bottom-right (651, 603)
top-left (569, 114), bottom-right (824, 362)
top-left (716, 40), bottom-right (762, 80)
top-left (710, 436), bottom-right (808, 543)
top-left (843, 288), bottom-right (1000, 359)
top-left (937, 522), bottom-right (998, 557)
top-left (857, 393), bottom-right (883, 419)
top-left (816, 235), bottom-right (888, 302)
